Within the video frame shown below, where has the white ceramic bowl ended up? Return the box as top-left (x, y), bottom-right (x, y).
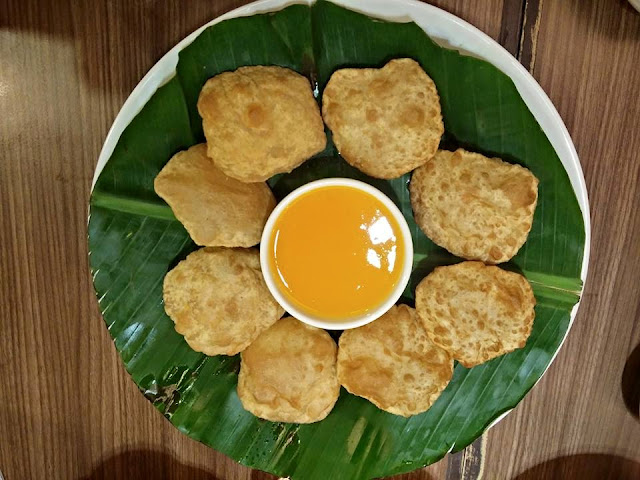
top-left (259, 178), bottom-right (414, 330)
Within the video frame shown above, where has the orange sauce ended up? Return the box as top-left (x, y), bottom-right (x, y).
top-left (268, 185), bottom-right (404, 320)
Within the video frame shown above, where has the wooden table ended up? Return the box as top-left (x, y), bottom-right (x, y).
top-left (1, 0), bottom-right (639, 478)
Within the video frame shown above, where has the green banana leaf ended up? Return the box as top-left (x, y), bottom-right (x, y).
top-left (88, 1), bottom-right (585, 478)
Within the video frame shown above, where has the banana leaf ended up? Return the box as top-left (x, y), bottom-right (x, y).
top-left (88, 1), bottom-right (585, 478)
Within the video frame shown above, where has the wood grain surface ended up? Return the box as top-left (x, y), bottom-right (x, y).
top-left (1, 1), bottom-right (639, 479)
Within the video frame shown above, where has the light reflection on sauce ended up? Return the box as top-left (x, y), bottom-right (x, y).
top-left (268, 185), bottom-right (404, 320)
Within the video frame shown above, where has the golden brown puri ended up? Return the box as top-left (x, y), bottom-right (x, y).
top-left (197, 66), bottom-right (326, 182)
top-left (162, 247), bottom-right (284, 356)
top-left (415, 261), bottom-right (536, 368)
top-left (410, 149), bottom-right (539, 264)
top-left (154, 144), bottom-right (276, 247)
top-left (337, 305), bottom-right (453, 417)
top-left (322, 58), bottom-right (444, 179)
top-left (238, 317), bottom-right (340, 423)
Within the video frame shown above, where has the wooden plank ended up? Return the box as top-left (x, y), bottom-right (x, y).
top-left (447, 437), bottom-right (486, 480)
top-left (518, 0), bottom-right (544, 71)
top-left (429, 0), bottom-right (510, 41)
top-left (482, 0), bottom-right (640, 477)
top-left (499, 0), bottom-right (527, 56)
top-left (0, 1), bottom-right (258, 478)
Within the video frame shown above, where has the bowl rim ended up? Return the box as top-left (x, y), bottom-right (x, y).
top-left (259, 177), bottom-right (414, 330)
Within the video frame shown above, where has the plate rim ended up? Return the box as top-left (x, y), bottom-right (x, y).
top-left (90, 0), bottom-right (591, 446)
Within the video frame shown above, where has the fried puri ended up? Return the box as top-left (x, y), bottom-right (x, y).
top-left (154, 144), bottom-right (276, 247)
top-left (197, 66), bottom-right (326, 182)
top-left (322, 58), bottom-right (444, 179)
top-left (410, 149), bottom-right (538, 263)
top-left (415, 261), bottom-right (536, 368)
top-left (337, 305), bottom-right (453, 417)
top-left (238, 317), bottom-right (340, 423)
top-left (163, 247), bottom-right (284, 356)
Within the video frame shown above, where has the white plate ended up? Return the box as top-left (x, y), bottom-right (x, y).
top-left (92, 0), bottom-right (591, 431)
